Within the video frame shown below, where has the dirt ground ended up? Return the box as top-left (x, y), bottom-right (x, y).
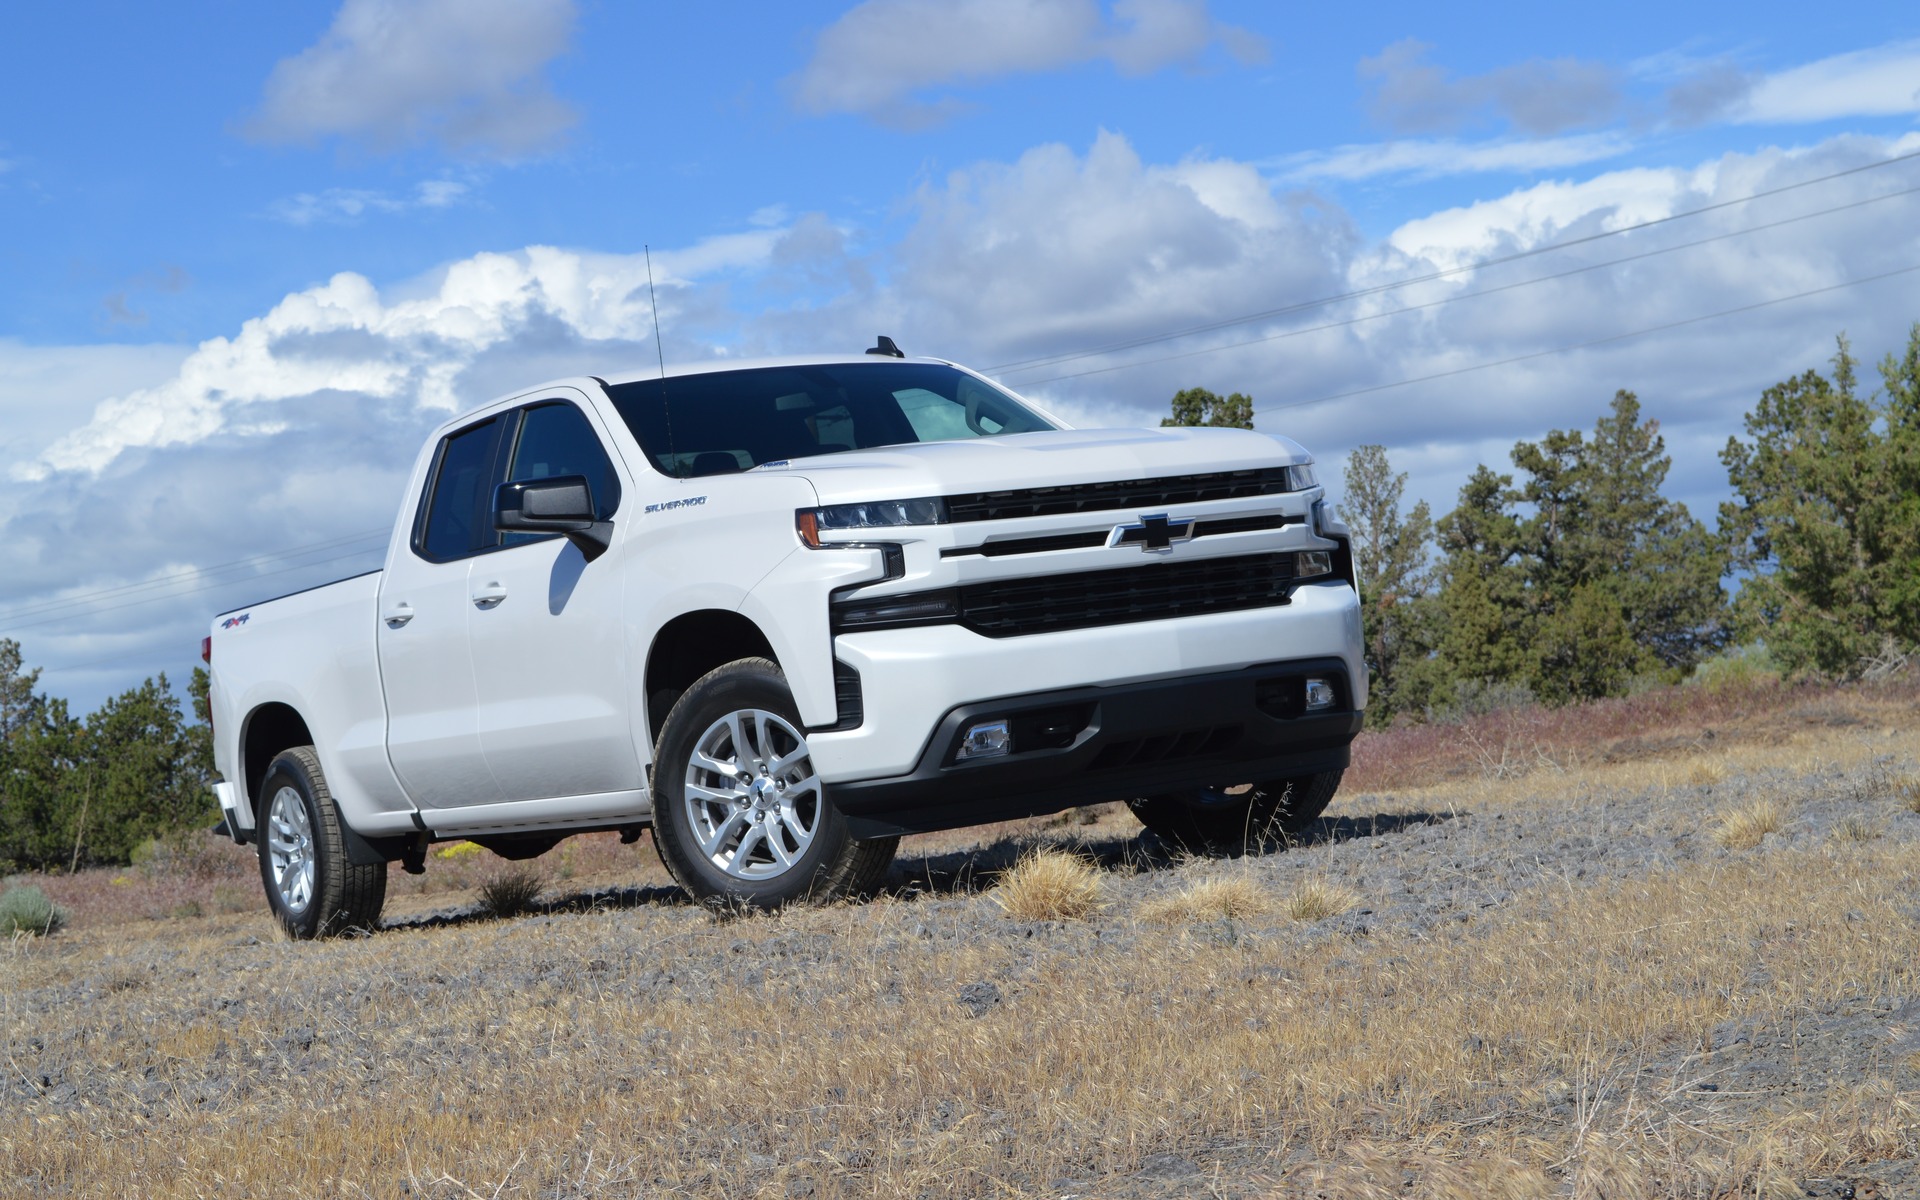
top-left (4, 676), bottom-right (1920, 1197)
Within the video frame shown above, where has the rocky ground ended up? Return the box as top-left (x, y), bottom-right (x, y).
top-left (4, 684), bottom-right (1920, 1197)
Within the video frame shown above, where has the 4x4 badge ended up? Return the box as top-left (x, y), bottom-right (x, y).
top-left (1109, 513), bottom-right (1196, 552)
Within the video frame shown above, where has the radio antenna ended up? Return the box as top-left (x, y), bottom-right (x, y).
top-left (644, 245), bottom-right (679, 477)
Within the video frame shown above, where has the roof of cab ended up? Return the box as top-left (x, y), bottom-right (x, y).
top-left (593, 352), bottom-right (953, 389)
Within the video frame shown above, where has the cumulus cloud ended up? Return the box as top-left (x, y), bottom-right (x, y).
top-left (1359, 39), bottom-right (1621, 137)
top-left (269, 179), bottom-right (472, 225)
top-left (19, 230), bottom-right (782, 482)
top-left (245, 0), bottom-right (577, 156)
top-left (789, 0), bottom-right (1266, 126)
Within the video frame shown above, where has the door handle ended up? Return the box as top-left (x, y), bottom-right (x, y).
top-left (472, 582), bottom-right (508, 608)
top-left (383, 603), bottom-right (415, 628)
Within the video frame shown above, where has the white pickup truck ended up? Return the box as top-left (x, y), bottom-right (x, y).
top-left (206, 343), bottom-right (1365, 937)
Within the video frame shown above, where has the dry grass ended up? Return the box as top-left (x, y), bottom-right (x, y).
top-left (988, 847), bottom-right (1103, 921)
top-left (476, 866), bottom-right (545, 919)
top-left (1834, 814), bottom-right (1885, 843)
top-left (1897, 773), bottom-right (1920, 813)
top-left (1715, 796), bottom-right (1789, 849)
top-left (9, 836), bottom-right (1918, 1197)
top-left (1138, 874), bottom-right (1270, 924)
top-left (6, 674), bottom-right (1920, 1196)
top-left (1283, 877), bottom-right (1362, 922)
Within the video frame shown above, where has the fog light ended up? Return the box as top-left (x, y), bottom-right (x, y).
top-left (1296, 550), bottom-right (1332, 579)
top-left (957, 719), bottom-right (1012, 760)
top-left (1304, 678), bottom-right (1336, 711)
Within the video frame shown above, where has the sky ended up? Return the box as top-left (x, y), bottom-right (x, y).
top-left (2, 0), bottom-right (1919, 711)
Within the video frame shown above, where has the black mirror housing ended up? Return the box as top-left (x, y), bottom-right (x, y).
top-left (493, 475), bottom-right (614, 561)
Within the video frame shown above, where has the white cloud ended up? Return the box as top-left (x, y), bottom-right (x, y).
top-left (789, 0), bottom-right (1265, 125)
top-left (245, 0), bottom-right (577, 156)
top-left (18, 229), bottom-right (784, 481)
top-left (268, 179), bottom-right (473, 226)
top-left (1278, 131), bottom-right (1634, 183)
top-left (1738, 41), bottom-right (1920, 124)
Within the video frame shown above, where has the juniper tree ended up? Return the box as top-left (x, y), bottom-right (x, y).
top-left (1338, 445), bottom-right (1436, 724)
top-left (1721, 327), bottom-right (1920, 675)
top-left (1161, 387), bottom-right (1254, 429)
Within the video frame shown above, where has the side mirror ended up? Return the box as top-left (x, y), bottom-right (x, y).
top-left (493, 475), bottom-right (613, 562)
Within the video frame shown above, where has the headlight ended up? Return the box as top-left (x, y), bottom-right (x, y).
top-left (1285, 464), bottom-right (1318, 490)
top-left (797, 497), bottom-right (948, 547)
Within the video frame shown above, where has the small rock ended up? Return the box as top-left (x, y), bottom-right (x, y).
top-left (957, 981), bottom-right (1003, 1017)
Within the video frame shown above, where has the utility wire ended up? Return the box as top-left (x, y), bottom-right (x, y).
top-left (988, 146), bottom-right (1920, 376)
top-left (0, 526), bottom-right (388, 625)
top-left (0, 546), bottom-right (387, 636)
top-left (1010, 181), bottom-right (1920, 388)
top-left (1249, 260), bottom-right (1920, 416)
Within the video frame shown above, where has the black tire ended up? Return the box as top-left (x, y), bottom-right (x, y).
top-left (1128, 769), bottom-right (1343, 856)
top-left (651, 658), bottom-right (897, 910)
top-left (256, 746), bottom-right (388, 939)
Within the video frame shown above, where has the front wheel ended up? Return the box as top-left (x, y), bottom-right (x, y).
top-left (1129, 770), bottom-right (1343, 856)
top-left (651, 658), bottom-right (896, 910)
top-left (256, 746), bottom-right (388, 938)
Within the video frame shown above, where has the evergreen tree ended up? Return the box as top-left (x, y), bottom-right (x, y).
top-left (1513, 391), bottom-right (1728, 688)
top-left (1162, 387), bottom-right (1254, 429)
top-left (1721, 328), bottom-right (1920, 675)
top-left (1337, 445), bottom-right (1436, 723)
top-left (0, 647), bottom-right (218, 871)
top-left (0, 639), bottom-right (46, 745)
top-left (1433, 465), bottom-right (1531, 693)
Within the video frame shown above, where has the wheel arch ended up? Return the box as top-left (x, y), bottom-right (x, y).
top-left (240, 702), bottom-right (315, 821)
top-left (643, 609), bottom-right (778, 740)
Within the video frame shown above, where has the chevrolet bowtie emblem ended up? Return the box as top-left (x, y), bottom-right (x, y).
top-left (1109, 513), bottom-right (1196, 552)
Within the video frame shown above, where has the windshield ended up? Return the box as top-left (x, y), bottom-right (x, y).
top-left (606, 361), bottom-right (1058, 478)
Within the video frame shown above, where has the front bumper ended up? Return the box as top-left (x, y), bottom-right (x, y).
top-left (829, 657), bottom-right (1361, 839)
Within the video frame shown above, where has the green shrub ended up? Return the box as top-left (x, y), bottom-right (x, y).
top-left (1687, 642), bottom-right (1780, 692)
top-left (0, 884), bottom-right (68, 936)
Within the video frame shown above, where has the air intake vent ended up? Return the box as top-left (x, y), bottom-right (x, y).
top-left (945, 468), bottom-right (1295, 523)
top-left (956, 553), bottom-right (1297, 637)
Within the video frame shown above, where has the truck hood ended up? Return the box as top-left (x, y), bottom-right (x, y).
top-left (758, 426), bottom-right (1312, 505)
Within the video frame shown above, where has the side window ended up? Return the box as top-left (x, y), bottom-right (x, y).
top-left (418, 417), bottom-right (500, 561)
top-left (502, 403), bottom-right (621, 546)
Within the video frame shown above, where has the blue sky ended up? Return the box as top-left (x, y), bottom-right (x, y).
top-left (2, 0), bottom-right (1919, 709)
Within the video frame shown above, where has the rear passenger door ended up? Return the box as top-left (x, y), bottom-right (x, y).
top-left (378, 415), bottom-right (506, 810)
top-left (465, 394), bottom-right (642, 802)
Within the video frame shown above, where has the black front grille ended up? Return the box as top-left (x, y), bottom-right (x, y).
top-left (957, 553), bottom-right (1296, 637)
top-left (945, 468), bottom-right (1294, 523)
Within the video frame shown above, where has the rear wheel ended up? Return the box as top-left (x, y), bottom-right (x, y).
top-left (1129, 770), bottom-right (1343, 855)
top-left (651, 658), bottom-right (896, 910)
top-left (257, 746), bottom-right (388, 938)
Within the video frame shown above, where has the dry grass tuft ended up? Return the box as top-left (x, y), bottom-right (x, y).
top-left (1896, 774), bottom-right (1920, 813)
top-left (990, 848), bottom-right (1103, 921)
top-left (1683, 759), bottom-right (1726, 788)
top-left (1832, 815), bottom-right (1883, 843)
top-left (1138, 875), bottom-right (1271, 925)
top-left (1714, 797), bottom-right (1787, 850)
top-left (475, 866), bottom-right (545, 919)
top-left (1283, 877), bottom-right (1361, 922)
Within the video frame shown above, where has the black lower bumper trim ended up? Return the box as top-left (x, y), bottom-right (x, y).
top-left (831, 658), bottom-right (1361, 839)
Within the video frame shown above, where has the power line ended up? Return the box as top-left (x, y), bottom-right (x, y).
top-left (988, 145), bottom-right (1920, 377)
top-left (0, 526), bottom-right (388, 625)
top-left (0, 545), bottom-right (388, 636)
top-left (1010, 181), bottom-right (1920, 388)
top-left (1250, 260), bottom-right (1920, 416)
